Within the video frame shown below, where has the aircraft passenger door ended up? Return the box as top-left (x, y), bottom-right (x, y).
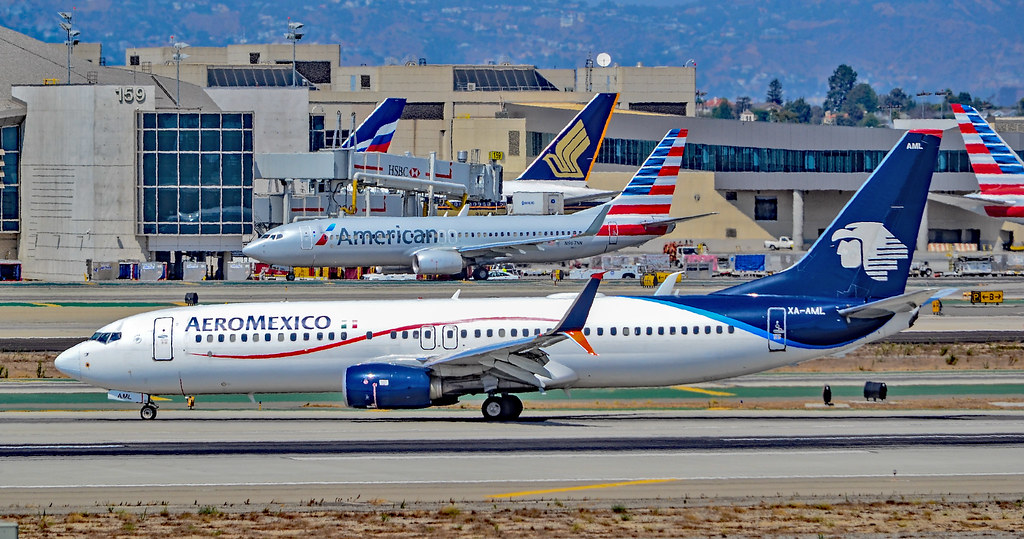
top-left (441, 325), bottom-right (458, 350)
top-left (767, 307), bottom-right (786, 352)
top-left (153, 317), bottom-right (174, 361)
top-left (419, 325), bottom-right (436, 350)
top-left (299, 225), bottom-right (314, 250)
top-left (607, 224), bottom-right (619, 245)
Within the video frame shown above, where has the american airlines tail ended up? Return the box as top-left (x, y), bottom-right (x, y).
top-left (604, 129), bottom-right (685, 218)
top-left (951, 103), bottom-right (1024, 220)
top-left (516, 93), bottom-right (617, 182)
top-left (718, 129), bottom-right (942, 301)
top-left (340, 97), bottom-right (407, 153)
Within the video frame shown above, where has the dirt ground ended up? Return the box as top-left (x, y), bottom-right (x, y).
top-left (3, 342), bottom-right (1022, 380)
top-left (3, 497), bottom-right (1023, 538)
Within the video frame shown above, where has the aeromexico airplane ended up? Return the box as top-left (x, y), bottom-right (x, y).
top-left (504, 92), bottom-right (618, 204)
top-left (946, 103), bottom-right (1024, 223)
top-left (56, 130), bottom-right (945, 421)
top-left (243, 129), bottom-right (710, 280)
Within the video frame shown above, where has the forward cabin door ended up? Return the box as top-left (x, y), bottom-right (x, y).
top-left (153, 317), bottom-right (174, 361)
top-left (767, 307), bottom-right (786, 352)
top-left (299, 225), bottom-right (314, 250)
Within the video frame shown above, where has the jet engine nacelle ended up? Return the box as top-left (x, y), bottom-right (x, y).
top-left (345, 363), bottom-right (437, 409)
top-left (411, 250), bottom-right (464, 275)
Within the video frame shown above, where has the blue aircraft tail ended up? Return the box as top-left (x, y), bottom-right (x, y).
top-left (341, 98), bottom-right (407, 152)
top-left (515, 93), bottom-right (617, 182)
top-left (717, 129), bottom-right (942, 301)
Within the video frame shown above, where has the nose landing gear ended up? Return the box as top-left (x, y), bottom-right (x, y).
top-left (481, 394), bottom-right (523, 421)
top-left (140, 403), bottom-right (158, 420)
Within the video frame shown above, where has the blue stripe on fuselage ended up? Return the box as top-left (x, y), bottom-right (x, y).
top-left (630, 295), bottom-right (891, 349)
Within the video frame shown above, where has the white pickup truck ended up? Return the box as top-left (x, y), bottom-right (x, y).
top-left (764, 236), bottom-right (794, 250)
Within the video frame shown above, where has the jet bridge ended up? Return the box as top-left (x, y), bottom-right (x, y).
top-left (253, 148), bottom-right (502, 228)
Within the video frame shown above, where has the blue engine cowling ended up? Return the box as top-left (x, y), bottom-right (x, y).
top-left (345, 363), bottom-right (433, 409)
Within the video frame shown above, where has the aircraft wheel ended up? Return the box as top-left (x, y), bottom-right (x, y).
top-left (481, 396), bottom-right (505, 420)
top-left (140, 404), bottom-right (158, 420)
top-left (503, 394), bottom-right (523, 419)
top-left (286, 272), bottom-right (296, 281)
top-left (472, 266), bottom-right (489, 280)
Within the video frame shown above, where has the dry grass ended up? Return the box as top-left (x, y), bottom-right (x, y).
top-left (6, 498), bottom-right (1024, 537)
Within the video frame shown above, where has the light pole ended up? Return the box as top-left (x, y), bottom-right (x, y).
top-left (172, 40), bottom-right (190, 108)
top-left (58, 11), bottom-right (79, 85)
top-left (285, 20), bottom-right (304, 87)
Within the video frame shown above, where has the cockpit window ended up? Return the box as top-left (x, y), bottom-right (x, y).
top-left (90, 332), bottom-right (122, 344)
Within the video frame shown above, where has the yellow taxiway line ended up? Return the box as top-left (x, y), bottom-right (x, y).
top-left (671, 385), bottom-right (735, 396)
top-left (486, 478), bottom-right (678, 499)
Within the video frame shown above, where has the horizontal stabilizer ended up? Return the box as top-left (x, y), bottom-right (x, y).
top-left (837, 288), bottom-right (941, 319)
top-left (644, 212), bottom-right (717, 227)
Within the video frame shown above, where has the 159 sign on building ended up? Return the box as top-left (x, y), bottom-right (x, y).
top-left (114, 87), bottom-right (146, 104)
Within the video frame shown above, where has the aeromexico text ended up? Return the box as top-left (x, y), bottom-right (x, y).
top-left (186, 315), bottom-right (333, 332)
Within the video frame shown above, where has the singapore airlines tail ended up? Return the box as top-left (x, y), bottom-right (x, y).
top-left (340, 97), bottom-right (407, 153)
top-left (516, 93), bottom-right (617, 183)
top-left (950, 103), bottom-right (1024, 220)
top-left (718, 129), bottom-right (942, 302)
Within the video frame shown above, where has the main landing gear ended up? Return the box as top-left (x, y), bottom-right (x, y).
top-left (481, 394), bottom-right (523, 421)
top-left (140, 402), bottom-right (158, 420)
top-left (471, 266), bottom-right (489, 281)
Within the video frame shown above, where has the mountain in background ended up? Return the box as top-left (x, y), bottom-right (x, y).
top-left (4, 0), bottom-right (1023, 106)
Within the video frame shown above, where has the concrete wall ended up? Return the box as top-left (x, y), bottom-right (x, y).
top-left (12, 84), bottom-right (153, 280)
top-left (205, 87), bottom-right (308, 154)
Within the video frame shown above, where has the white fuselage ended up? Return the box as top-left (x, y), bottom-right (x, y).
top-left (56, 295), bottom-right (914, 399)
top-left (242, 211), bottom-right (664, 268)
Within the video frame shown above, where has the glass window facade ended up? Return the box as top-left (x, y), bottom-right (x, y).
top-left (0, 125), bottom-right (19, 232)
top-left (528, 132), bottom-right (983, 174)
top-left (309, 115), bottom-right (345, 152)
top-left (138, 112), bottom-right (253, 235)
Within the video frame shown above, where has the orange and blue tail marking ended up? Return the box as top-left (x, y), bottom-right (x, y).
top-left (341, 97), bottom-right (407, 153)
top-left (605, 129), bottom-right (686, 216)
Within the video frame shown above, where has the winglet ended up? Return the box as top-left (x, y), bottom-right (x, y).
top-left (581, 205), bottom-right (611, 236)
top-left (553, 273), bottom-right (603, 332)
top-left (653, 271), bottom-right (683, 296)
top-left (548, 273), bottom-right (602, 357)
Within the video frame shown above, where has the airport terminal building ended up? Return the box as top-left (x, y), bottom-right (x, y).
top-left (0, 24), bottom-right (1021, 280)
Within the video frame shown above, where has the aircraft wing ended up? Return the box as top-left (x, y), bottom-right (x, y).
top-left (837, 288), bottom-right (955, 319)
top-left (421, 275), bottom-right (603, 388)
top-left (456, 206), bottom-right (610, 258)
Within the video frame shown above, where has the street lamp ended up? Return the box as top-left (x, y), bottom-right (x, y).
top-left (172, 40), bottom-right (190, 108)
top-left (285, 20), bottom-right (304, 87)
top-left (58, 11), bottom-right (79, 85)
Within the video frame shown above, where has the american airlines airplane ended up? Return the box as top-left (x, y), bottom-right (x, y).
top-left (243, 129), bottom-right (709, 280)
top-left (56, 129), bottom-right (945, 421)
top-left (948, 103), bottom-right (1024, 223)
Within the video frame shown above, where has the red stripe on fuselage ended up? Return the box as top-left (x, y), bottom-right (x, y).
top-left (191, 315), bottom-right (561, 360)
top-left (607, 204), bottom-right (672, 215)
top-left (984, 206), bottom-right (1024, 218)
top-left (597, 224), bottom-right (669, 236)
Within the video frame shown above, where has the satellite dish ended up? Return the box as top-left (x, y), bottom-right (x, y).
top-left (596, 52), bottom-right (612, 67)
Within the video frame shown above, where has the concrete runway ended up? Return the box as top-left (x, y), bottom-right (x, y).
top-left (1, 410), bottom-right (1023, 509)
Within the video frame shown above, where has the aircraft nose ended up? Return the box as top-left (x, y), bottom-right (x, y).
top-left (242, 239), bottom-right (264, 259)
top-left (54, 346), bottom-right (81, 379)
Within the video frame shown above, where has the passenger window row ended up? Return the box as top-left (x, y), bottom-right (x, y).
top-left (191, 324), bottom-right (737, 345)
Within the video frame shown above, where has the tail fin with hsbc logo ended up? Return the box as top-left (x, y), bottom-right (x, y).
top-left (716, 129), bottom-right (942, 301)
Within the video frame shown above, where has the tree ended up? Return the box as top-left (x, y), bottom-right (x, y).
top-left (734, 96), bottom-right (752, 116)
top-left (860, 115), bottom-right (884, 128)
top-left (824, 64), bottom-right (857, 112)
top-left (711, 99), bottom-right (735, 119)
top-left (882, 87), bottom-right (913, 113)
top-left (783, 98), bottom-right (811, 123)
top-left (766, 78), bottom-right (783, 105)
top-left (846, 83), bottom-right (879, 113)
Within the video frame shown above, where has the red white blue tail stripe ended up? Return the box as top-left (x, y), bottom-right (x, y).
top-left (341, 98), bottom-right (407, 153)
top-left (953, 104), bottom-right (1024, 188)
top-left (606, 129), bottom-right (685, 216)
